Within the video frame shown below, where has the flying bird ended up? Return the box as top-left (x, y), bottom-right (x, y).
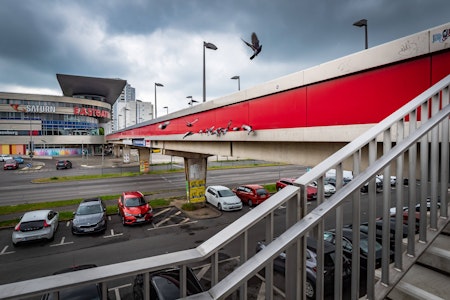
top-left (158, 121), bottom-right (170, 130)
top-left (186, 118), bottom-right (199, 127)
top-left (242, 32), bottom-right (262, 60)
top-left (183, 131), bottom-right (194, 139)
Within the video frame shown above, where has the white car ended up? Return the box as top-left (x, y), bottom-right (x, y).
top-left (205, 185), bottom-right (243, 211)
top-left (0, 154), bottom-right (13, 162)
top-left (12, 210), bottom-right (59, 246)
top-left (311, 181), bottom-right (336, 197)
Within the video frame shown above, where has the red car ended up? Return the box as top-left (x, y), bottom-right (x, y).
top-left (276, 178), bottom-right (318, 201)
top-left (4, 159), bottom-right (19, 170)
top-left (118, 191), bottom-right (153, 225)
top-left (232, 184), bottom-right (270, 207)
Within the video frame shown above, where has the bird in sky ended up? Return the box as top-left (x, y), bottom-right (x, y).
top-left (242, 32), bottom-right (262, 60)
top-left (158, 121), bottom-right (170, 130)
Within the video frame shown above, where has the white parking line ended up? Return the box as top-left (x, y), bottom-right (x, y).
top-left (155, 211), bottom-right (181, 227)
top-left (153, 207), bottom-right (173, 218)
top-left (0, 245), bottom-right (15, 255)
top-left (147, 220), bottom-right (197, 231)
top-left (50, 237), bottom-right (74, 247)
top-left (104, 229), bottom-right (123, 238)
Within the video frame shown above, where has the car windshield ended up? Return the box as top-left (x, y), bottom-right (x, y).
top-left (359, 237), bottom-right (383, 253)
top-left (125, 197), bottom-right (146, 207)
top-left (218, 189), bottom-right (234, 197)
top-left (256, 188), bottom-right (268, 196)
top-left (77, 204), bottom-right (102, 215)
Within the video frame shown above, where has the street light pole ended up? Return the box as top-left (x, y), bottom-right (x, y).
top-left (353, 19), bottom-right (368, 49)
top-left (163, 106), bottom-right (169, 115)
top-left (231, 75), bottom-right (240, 91)
top-left (154, 82), bottom-right (164, 118)
top-left (203, 41), bottom-right (218, 102)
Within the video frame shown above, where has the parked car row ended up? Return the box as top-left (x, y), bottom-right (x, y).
top-left (12, 191), bottom-right (154, 245)
top-left (256, 237), bottom-right (352, 299)
top-left (205, 184), bottom-right (271, 211)
top-left (40, 264), bottom-right (204, 300)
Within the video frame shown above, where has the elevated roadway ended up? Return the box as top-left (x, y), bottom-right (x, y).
top-left (107, 23), bottom-right (450, 168)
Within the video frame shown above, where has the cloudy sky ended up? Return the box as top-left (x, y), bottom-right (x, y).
top-left (0, 0), bottom-right (448, 116)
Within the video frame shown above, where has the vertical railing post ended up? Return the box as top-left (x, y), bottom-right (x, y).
top-left (211, 252), bottom-right (219, 286)
top-left (367, 139), bottom-right (377, 299)
top-left (407, 109), bottom-right (417, 256)
top-left (419, 100), bottom-right (430, 242)
top-left (285, 193), bottom-right (300, 300)
top-left (239, 231), bottom-right (248, 299)
top-left (264, 213), bottom-right (274, 299)
top-left (440, 86), bottom-right (449, 218)
top-left (395, 119), bottom-right (405, 269)
top-left (351, 151), bottom-right (361, 299)
top-left (334, 164), bottom-right (344, 298)
top-left (381, 128), bottom-right (392, 285)
top-left (180, 264), bottom-right (187, 298)
top-left (430, 93), bottom-right (440, 229)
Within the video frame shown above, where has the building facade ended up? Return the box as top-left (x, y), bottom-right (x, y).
top-left (0, 74), bottom-right (126, 157)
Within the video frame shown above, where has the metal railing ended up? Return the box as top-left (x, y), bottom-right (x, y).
top-left (0, 75), bottom-right (449, 300)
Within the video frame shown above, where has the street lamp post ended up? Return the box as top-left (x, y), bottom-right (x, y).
top-left (163, 106), bottom-right (169, 115)
top-left (203, 41), bottom-right (218, 102)
top-left (353, 19), bottom-right (368, 49)
top-left (154, 82), bottom-right (164, 118)
top-left (231, 75), bottom-right (240, 91)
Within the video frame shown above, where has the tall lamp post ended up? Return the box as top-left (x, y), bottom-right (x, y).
top-left (203, 41), bottom-right (218, 102)
top-left (163, 106), bottom-right (169, 115)
top-left (154, 82), bottom-right (164, 118)
top-left (353, 19), bottom-right (368, 49)
top-left (231, 75), bottom-right (240, 91)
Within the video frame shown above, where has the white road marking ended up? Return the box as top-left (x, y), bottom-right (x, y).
top-left (50, 237), bottom-right (74, 247)
top-left (0, 245), bottom-right (15, 255)
top-left (147, 220), bottom-right (198, 231)
top-left (104, 229), bottom-right (123, 238)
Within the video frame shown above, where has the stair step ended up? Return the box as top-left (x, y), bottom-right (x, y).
top-left (387, 264), bottom-right (450, 300)
top-left (417, 234), bottom-right (450, 274)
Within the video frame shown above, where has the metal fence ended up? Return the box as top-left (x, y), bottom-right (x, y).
top-left (0, 74), bottom-right (449, 300)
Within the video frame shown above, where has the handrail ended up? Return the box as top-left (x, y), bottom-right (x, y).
top-left (191, 101), bottom-right (450, 299)
top-left (0, 75), bottom-right (448, 300)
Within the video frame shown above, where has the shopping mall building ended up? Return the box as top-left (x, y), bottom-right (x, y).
top-left (0, 74), bottom-right (126, 157)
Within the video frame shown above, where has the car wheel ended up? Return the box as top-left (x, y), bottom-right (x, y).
top-left (248, 199), bottom-right (253, 207)
top-left (277, 187), bottom-right (282, 191)
top-left (217, 203), bottom-right (222, 211)
top-left (305, 279), bottom-right (315, 299)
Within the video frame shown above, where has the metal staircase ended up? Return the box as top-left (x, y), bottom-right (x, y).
top-left (0, 75), bottom-right (449, 300)
top-left (385, 223), bottom-right (450, 300)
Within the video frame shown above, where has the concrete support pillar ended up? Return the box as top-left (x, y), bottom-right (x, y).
top-left (138, 148), bottom-right (151, 173)
top-left (113, 145), bottom-right (121, 158)
top-left (122, 146), bottom-right (131, 163)
top-left (165, 149), bottom-right (210, 204)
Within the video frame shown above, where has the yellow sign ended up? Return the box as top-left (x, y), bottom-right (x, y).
top-left (189, 179), bottom-right (205, 203)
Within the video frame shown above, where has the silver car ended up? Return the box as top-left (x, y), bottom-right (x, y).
top-left (205, 185), bottom-right (243, 211)
top-left (12, 210), bottom-right (59, 246)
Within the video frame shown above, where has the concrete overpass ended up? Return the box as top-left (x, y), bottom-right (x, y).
top-left (107, 22), bottom-right (450, 202)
